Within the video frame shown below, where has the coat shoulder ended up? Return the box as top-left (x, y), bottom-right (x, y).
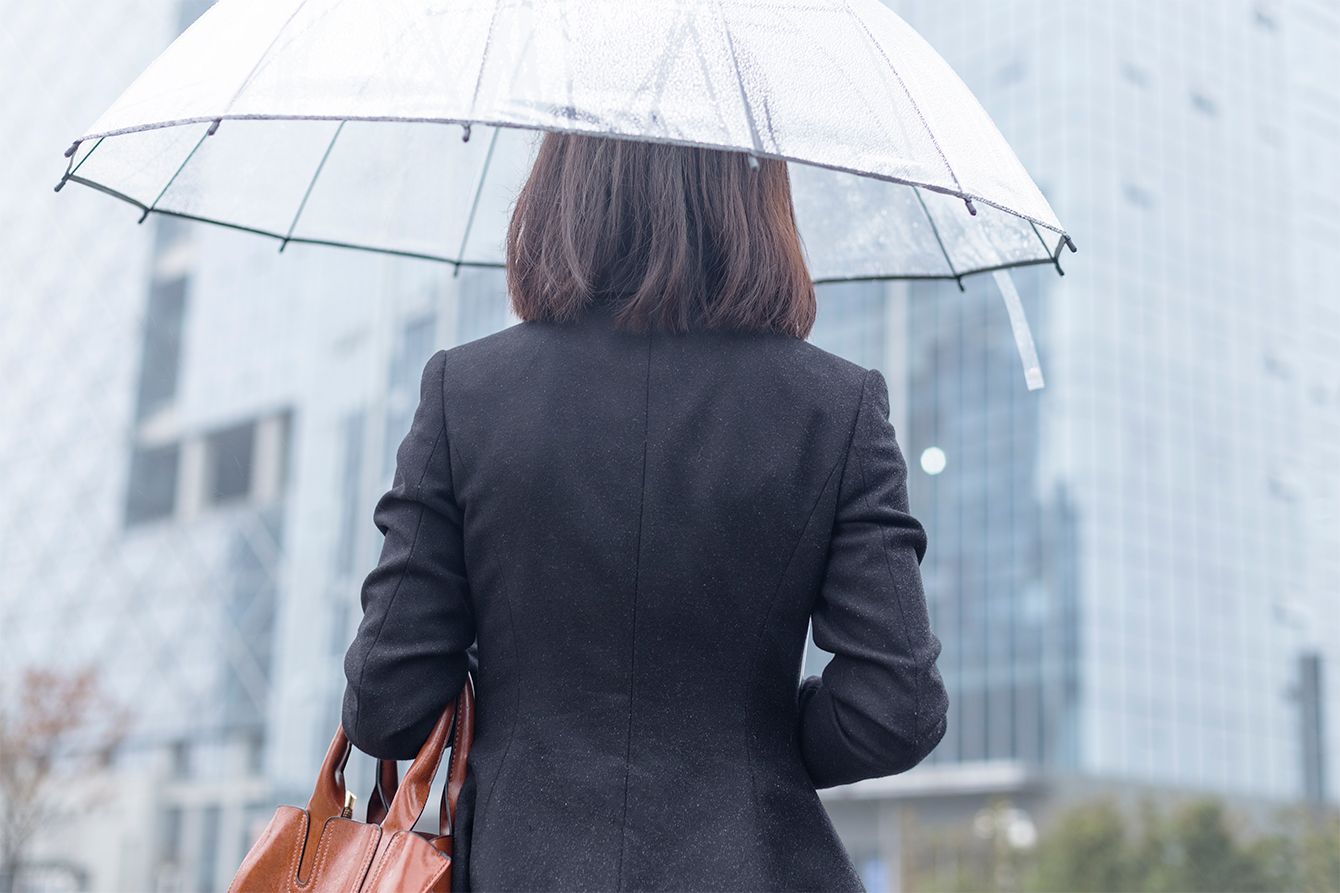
top-left (441, 319), bottom-right (534, 361)
top-left (437, 320), bottom-right (540, 383)
top-left (732, 331), bottom-right (872, 412)
top-left (779, 335), bottom-right (871, 387)
top-left (436, 319), bottom-right (873, 405)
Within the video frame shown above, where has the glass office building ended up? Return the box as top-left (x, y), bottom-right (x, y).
top-left (880, 0), bottom-right (1339, 801)
top-left (2, 1), bottom-right (516, 887)
top-left (1, 1), bottom-right (1336, 891)
top-left (810, 5), bottom-right (1339, 885)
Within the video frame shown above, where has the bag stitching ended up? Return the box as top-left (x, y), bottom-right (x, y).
top-left (363, 833), bottom-right (405, 892)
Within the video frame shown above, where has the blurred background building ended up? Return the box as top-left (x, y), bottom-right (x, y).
top-left (809, 4), bottom-right (1340, 885)
top-left (0, 0), bottom-right (1336, 891)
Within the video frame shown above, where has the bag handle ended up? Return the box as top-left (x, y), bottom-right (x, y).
top-left (439, 667), bottom-right (474, 836)
top-left (306, 673), bottom-right (474, 839)
top-left (365, 757), bottom-right (399, 826)
top-left (364, 673), bottom-right (475, 836)
top-left (377, 672), bottom-right (475, 834)
top-left (300, 719), bottom-right (360, 883)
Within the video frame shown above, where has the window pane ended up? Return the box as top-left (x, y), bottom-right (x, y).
top-left (125, 442), bottom-right (180, 525)
top-left (207, 421), bottom-right (255, 504)
top-left (135, 276), bottom-right (188, 419)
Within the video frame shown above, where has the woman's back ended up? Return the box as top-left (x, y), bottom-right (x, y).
top-left (342, 300), bottom-right (948, 890)
top-left (342, 131), bottom-right (947, 891)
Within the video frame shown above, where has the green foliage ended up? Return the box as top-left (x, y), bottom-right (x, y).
top-left (905, 794), bottom-right (1340, 893)
top-left (1031, 797), bottom-right (1132, 893)
top-left (1270, 807), bottom-right (1340, 893)
top-left (1028, 796), bottom-right (1340, 893)
top-left (1139, 797), bottom-right (1267, 892)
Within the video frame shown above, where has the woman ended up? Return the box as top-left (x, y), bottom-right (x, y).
top-left (340, 132), bottom-right (949, 892)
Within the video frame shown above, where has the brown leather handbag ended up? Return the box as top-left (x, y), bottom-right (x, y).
top-left (229, 674), bottom-right (475, 893)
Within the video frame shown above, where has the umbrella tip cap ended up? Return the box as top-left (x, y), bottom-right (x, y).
top-left (963, 197), bottom-right (978, 216)
top-left (1064, 235), bottom-right (1077, 253)
top-left (63, 140), bottom-right (81, 159)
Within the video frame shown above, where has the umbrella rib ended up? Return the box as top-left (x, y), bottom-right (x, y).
top-left (1029, 220), bottom-right (1066, 277)
top-left (453, 125), bottom-right (501, 274)
top-left (844, 2), bottom-right (969, 207)
top-left (65, 171), bottom-right (1076, 284)
top-left (139, 126), bottom-right (213, 223)
top-left (914, 186), bottom-right (965, 292)
top-left (810, 257), bottom-right (1056, 285)
top-left (221, 0), bottom-right (313, 118)
top-left (69, 137), bottom-right (104, 179)
top-left (630, 11), bottom-right (691, 128)
top-left (467, 0), bottom-right (502, 122)
top-left (54, 137), bottom-right (104, 192)
top-left (281, 120), bottom-right (346, 250)
top-left (715, 0), bottom-right (764, 156)
top-left (73, 113), bottom-right (1068, 241)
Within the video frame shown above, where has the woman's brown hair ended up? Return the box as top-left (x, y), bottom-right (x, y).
top-left (505, 132), bottom-right (816, 339)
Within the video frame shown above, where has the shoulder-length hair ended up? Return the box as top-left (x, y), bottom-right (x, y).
top-left (505, 132), bottom-right (816, 339)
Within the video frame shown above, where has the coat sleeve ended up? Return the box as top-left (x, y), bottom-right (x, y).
top-left (796, 368), bottom-right (949, 789)
top-left (341, 349), bottom-right (477, 760)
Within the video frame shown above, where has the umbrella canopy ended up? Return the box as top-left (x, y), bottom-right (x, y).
top-left (57, 0), bottom-right (1074, 287)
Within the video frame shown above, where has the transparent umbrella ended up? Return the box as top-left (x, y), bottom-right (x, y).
top-left (56, 0), bottom-right (1076, 387)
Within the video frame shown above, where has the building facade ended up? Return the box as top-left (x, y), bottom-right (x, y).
top-left (813, 1), bottom-right (1340, 887)
top-left (1, 1), bottom-right (517, 888)
top-left (889, 0), bottom-right (1337, 803)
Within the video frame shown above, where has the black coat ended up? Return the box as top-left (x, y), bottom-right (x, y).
top-left (341, 300), bottom-right (949, 892)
